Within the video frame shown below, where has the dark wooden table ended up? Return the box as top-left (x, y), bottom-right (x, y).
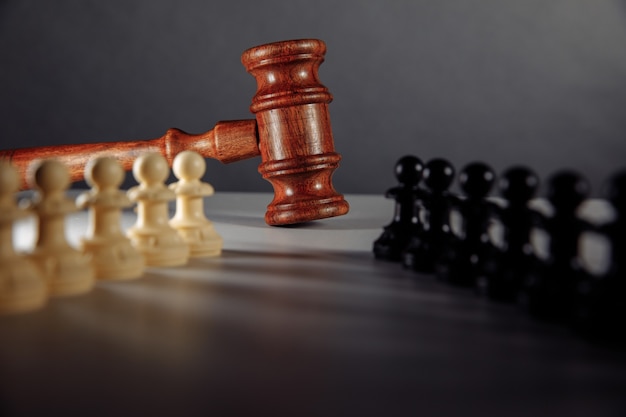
top-left (1, 193), bottom-right (624, 417)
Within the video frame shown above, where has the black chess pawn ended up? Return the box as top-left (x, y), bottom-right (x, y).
top-left (402, 158), bottom-right (455, 273)
top-left (373, 155), bottom-right (424, 261)
top-left (481, 166), bottom-right (540, 302)
top-left (435, 162), bottom-right (499, 287)
top-left (521, 170), bottom-right (591, 320)
top-left (573, 170), bottom-right (626, 341)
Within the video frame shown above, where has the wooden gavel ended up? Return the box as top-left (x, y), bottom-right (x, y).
top-left (0, 39), bottom-right (349, 226)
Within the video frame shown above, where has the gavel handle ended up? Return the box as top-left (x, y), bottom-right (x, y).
top-left (0, 119), bottom-right (260, 189)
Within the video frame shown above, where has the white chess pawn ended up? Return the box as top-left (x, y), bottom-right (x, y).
top-left (76, 157), bottom-right (145, 280)
top-left (28, 159), bottom-right (95, 297)
top-left (169, 151), bottom-right (223, 257)
top-left (0, 160), bottom-right (47, 314)
top-left (126, 152), bottom-right (189, 266)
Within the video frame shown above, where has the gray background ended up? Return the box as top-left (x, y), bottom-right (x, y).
top-left (1, 0), bottom-right (625, 196)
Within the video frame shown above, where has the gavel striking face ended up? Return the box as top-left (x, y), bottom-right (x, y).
top-left (0, 39), bottom-right (349, 225)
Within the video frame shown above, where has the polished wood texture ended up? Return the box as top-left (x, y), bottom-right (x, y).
top-left (0, 39), bottom-right (348, 225)
top-left (242, 39), bottom-right (349, 225)
top-left (0, 120), bottom-right (259, 190)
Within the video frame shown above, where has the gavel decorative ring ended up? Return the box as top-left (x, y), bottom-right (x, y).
top-left (0, 39), bottom-right (349, 226)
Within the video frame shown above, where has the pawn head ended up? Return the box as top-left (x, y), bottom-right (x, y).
top-left (173, 150), bottom-right (206, 182)
top-left (459, 162), bottom-right (495, 198)
top-left (0, 160), bottom-right (20, 196)
top-left (132, 153), bottom-right (169, 186)
top-left (86, 157), bottom-right (124, 190)
top-left (31, 159), bottom-right (70, 193)
top-left (499, 166), bottom-right (539, 204)
top-left (422, 158), bottom-right (455, 192)
top-left (394, 155), bottom-right (423, 186)
top-left (546, 170), bottom-right (589, 212)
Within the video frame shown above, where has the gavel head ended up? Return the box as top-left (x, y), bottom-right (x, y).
top-left (241, 39), bottom-right (349, 225)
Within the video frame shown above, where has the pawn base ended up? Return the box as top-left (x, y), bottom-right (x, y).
top-left (373, 225), bottom-right (411, 262)
top-left (82, 237), bottom-right (145, 280)
top-left (0, 258), bottom-right (47, 315)
top-left (402, 248), bottom-right (436, 274)
top-left (174, 225), bottom-right (223, 258)
top-left (32, 249), bottom-right (95, 297)
top-left (127, 228), bottom-right (189, 267)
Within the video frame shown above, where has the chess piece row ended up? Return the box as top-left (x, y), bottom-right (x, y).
top-left (0, 150), bottom-right (222, 315)
top-left (373, 155), bottom-right (625, 343)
